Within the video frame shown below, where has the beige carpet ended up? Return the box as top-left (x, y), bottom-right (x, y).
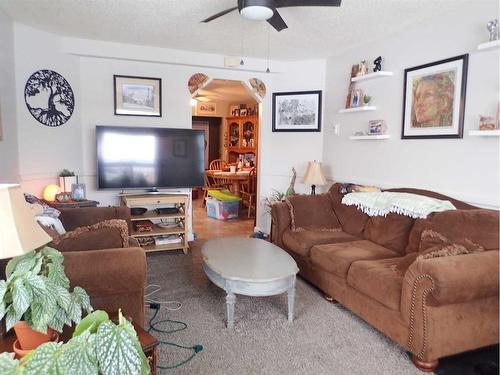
top-left (145, 239), bottom-right (422, 374)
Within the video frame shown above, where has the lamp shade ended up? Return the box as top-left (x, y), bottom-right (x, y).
top-left (0, 184), bottom-right (51, 259)
top-left (302, 161), bottom-right (327, 186)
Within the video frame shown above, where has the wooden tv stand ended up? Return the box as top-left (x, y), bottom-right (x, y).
top-left (120, 193), bottom-right (190, 254)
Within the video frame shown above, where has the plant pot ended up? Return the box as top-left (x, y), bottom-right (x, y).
top-left (13, 321), bottom-right (58, 351)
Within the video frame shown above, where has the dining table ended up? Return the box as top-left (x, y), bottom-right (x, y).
top-left (205, 170), bottom-right (251, 196)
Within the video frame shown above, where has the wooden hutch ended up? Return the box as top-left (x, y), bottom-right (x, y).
top-left (224, 115), bottom-right (259, 166)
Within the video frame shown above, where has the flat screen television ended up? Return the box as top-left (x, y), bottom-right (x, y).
top-left (96, 125), bottom-right (204, 189)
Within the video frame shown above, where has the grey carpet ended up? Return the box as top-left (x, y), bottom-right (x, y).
top-left (145, 239), bottom-right (422, 375)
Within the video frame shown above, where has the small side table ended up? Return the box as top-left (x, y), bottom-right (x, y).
top-left (44, 199), bottom-right (99, 209)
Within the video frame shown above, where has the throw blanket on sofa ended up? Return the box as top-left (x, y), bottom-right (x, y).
top-left (341, 192), bottom-right (456, 219)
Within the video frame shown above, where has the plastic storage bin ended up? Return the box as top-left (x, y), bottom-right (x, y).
top-left (206, 197), bottom-right (240, 220)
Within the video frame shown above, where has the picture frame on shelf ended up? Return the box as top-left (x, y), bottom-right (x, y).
top-left (71, 183), bottom-right (86, 201)
top-left (272, 90), bottom-right (322, 132)
top-left (197, 102), bottom-right (217, 115)
top-left (402, 54), bottom-right (468, 139)
top-left (114, 75), bottom-right (162, 117)
top-left (368, 120), bottom-right (386, 135)
top-left (351, 89), bottom-right (363, 108)
top-left (240, 108), bottom-right (248, 116)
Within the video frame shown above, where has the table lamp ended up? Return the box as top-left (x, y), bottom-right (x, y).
top-left (302, 161), bottom-right (327, 195)
top-left (0, 184), bottom-right (52, 260)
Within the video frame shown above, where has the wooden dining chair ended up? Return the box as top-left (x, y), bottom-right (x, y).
top-left (201, 173), bottom-right (225, 208)
top-left (240, 168), bottom-right (257, 218)
top-left (209, 159), bottom-right (228, 171)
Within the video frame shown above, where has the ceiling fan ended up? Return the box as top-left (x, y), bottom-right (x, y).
top-left (201, 0), bottom-right (342, 32)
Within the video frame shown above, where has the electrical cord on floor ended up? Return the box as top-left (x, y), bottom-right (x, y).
top-left (148, 304), bottom-right (203, 370)
top-left (144, 284), bottom-right (182, 311)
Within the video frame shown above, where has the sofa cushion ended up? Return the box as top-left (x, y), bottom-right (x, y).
top-left (286, 194), bottom-right (341, 231)
top-left (347, 256), bottom-right (408, 311)
top-left (363, 213), bottom-right (415, 255)
top-left (310, 240), bottom-right (399, 279)
top-left (406, 209), bottom-right (499, 254)
top-left (282, 229), bottom-right (356, 257)
top-left (327, 183), bottom-right (369, 236)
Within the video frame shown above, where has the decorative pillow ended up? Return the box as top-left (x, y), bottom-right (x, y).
top-left (50, 219), bottom-right (130, 252)
top-left (285, 194), bottom-right (341, 232)
top-left (24, 193), bottom-right (61, 218)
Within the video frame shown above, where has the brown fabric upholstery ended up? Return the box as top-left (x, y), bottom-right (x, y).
top-left (347, 257), bottom-right (404, 311)
top-left (59, 206), bottom-right (132, 232)
top-left (406, 209), bottom-right (499, 254)
top-left (310, 240), bottom-right (399, 279)
top-left (51, 219), bottom-right (129, 252)
top-left (64, 247), bottom-right (147, 327)
top-left (271, 201), bottom-right (292, 248)
top-left (282, 229), bottom-right (355, 257)
top-left (363, 214), bottom-right (415, 254)
top-left (327, 183), bottom-right (369, 235)
top-left (286, 194), bottom-right (340, 231)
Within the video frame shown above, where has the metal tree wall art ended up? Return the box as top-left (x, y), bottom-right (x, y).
top-left (24, 69), bottom-right (75, 127)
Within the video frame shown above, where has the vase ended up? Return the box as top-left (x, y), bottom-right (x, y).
top-left (13, 321), bottom-right (59, 351)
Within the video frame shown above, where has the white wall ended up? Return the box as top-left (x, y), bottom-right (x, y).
top-left (323, 3), bottom-right (500, 209)
top-left (0, 9), bottom-right (19, 183)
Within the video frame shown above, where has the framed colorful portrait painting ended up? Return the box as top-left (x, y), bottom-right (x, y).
top-left (401, 54), bottom-right (468, 139)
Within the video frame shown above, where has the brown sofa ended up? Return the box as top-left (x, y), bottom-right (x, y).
top-left (57, 207), bottom-right (147, 327)
top-left (271, 183), bottom-right (499, 371)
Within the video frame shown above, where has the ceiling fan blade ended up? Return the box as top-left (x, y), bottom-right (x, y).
top-left (267, 9), bottom-right (288, 32)
top-left (201, 6), bottom-right (238, 23)
top-left (275, 0), bottom-right (341, 7)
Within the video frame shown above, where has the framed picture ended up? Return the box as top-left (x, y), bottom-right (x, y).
top-left (197, 102), bottom-right (216, 115)
top-left (402, 54), bottom-right (468, 139)
top-left (240, 108), bottom-right (248, 116)
top-left (114, 75), bottom-right (162, 117)
top-left (272, 90), bottom-right (322, 132)
top-left (368, 120), bottom-right (386, 135)
top-left (351, 89), bottom-right (363, 108)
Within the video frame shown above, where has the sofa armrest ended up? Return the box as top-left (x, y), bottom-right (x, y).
top-left (271, 202), bottom-right (291, 248)
top-left (59, 207), bottom-right (131, 231)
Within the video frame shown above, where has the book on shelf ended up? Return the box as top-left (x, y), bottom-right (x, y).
top-left (155, 235), bottom-right (182, 245)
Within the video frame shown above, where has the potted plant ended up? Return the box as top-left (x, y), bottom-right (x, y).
top-left (0, 247), bottom-right (92, 353)
top-left (58, 169), bottom-right (77, 193)
top-left (363, 95), bottom-right (372, 106)
top-left (0, 309), bottom-right (150, 375)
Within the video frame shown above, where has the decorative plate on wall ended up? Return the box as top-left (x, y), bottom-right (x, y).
top-left (24, 69), bottom-right (75, 127)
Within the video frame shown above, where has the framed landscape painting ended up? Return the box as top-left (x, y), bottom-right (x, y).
top-left (114, 75), bottom-right (162, 117)
top-left (272, 90), bottom-right (322, 132)
top-left (402, 54), bottom-right (468, 139)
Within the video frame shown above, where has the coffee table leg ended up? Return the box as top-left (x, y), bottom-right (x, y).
top-left (287, 277), bottom-right (296, 322)
top-left (226, 291), bottom-right (236, 329)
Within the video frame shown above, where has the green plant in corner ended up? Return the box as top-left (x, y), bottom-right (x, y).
top-left (0, 309), bottom-right (150, 375)
top-left (0, 247), bottom-right (92, 335)
top-left (58, 169), bottom-right (75, 177)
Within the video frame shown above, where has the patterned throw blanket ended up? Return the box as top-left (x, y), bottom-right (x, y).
top-left (341, 192), bottom-right (456, 219)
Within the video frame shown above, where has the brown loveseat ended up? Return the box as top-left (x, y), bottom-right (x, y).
top-left (51, 207), bottom-right (147, 327)
top-left (271, 183), bottom-right (499, 371)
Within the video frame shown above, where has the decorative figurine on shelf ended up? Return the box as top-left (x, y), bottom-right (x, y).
top-left (487, 19), bottom-right (498, 41)
top-left (357, 60), bottom-right (368, 76)
top-left (479, 115), bottom-right (497, 130)
top-left (373, 56), bottom-right (382, 72)
top-left (285, 167), bottom-right (297, 197)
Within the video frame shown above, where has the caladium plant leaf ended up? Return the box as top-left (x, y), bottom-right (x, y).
top-left (24, 274), bottom-right (46, 298)
top-left (40, 247), bottom-right (64, 264)
top-left (47, 263), bottom-right (69, 289)
top-left (54, 285), bottom-right (71, 312)
top-left (0, 352), bottom-right (18, 375)
top-left (73, 286), bottom-right (93, 313)
top-left (73, 310), bottom-right (109, 338)
top-left (96, 321), bottom-right (144, 375)
top-left (59, 329), bottom-right (99, 375)
top-left (0, 280), bottom-right (7, 300)
top-left (24, 342), bottom-right (65, 375)
top-left (7, 251), bottom-right (38, 276)
top-left (5, 305), bottom-right (22, 332)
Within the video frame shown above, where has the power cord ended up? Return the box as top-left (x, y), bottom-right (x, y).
top-left (144, 284), bottom-right (182, 311)
top-left (148, 304), bottom-right (203, 370)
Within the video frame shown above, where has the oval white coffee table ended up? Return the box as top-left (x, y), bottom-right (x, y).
top-left (202, 237), bottom-right (299, 329)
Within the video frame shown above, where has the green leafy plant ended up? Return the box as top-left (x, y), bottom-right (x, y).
top-left (264, 189), bottom-right (287, 214)
top-left (0, 247), bottom-right (92, 333)
top-left (59, 169), bottom-right (75, 177)
top-left (0, 310), bottom-right (150, 375)
top-left (363, 95), bottom-right (372, 105)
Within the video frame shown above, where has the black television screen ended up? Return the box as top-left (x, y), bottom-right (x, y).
top-left (96, 125), bottom-right (204, 189)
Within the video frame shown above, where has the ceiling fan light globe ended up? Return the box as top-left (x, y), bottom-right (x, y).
top-left (240, 6), bottom-right (274, 21)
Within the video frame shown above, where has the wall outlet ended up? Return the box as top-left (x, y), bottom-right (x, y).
top-left (333, 123), bottom-right (340, 135)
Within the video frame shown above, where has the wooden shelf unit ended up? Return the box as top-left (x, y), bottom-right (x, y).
top-left (225, 115), bottom-right (259, 165)
top-left (120, 193), bottom-right (190, 254)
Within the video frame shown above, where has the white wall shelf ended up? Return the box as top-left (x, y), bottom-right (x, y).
top-left (338, 106), bottom-right (376, 113)
top-left (349, 134), bottom-right (391, 140)
top-left (351, 71), bottom-right (393, 82)
top-left (477, 39), bottom-right (500, 51)
top-left (468, 130), bottom-right (500, 137)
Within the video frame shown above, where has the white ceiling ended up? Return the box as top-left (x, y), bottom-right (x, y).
top-left (0, 0), bottom-right (487, 60)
